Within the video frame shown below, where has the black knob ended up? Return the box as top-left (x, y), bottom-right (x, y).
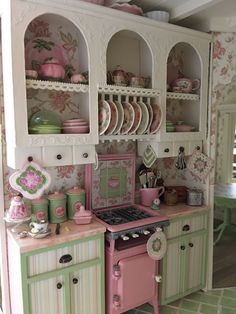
top-left (59, 254), bottom-right (72, 264)
top-left (27, 156), bottom-right (33, 162)
top-left (189, 243), bottom-right (194, 248)
top-left (57, 154), bottom-right (62, 160)
top-left (182, 224), bottom-right (190, 232)
top-left (57, 282), bottom-right (62, 289)
top-left (196, 146), bottom-right (200, 150)
top-left (180, 245), bottom-right (185, 250)
top-left (164, 148), bottom-right (169, 153)
top-left (83, 153), bottom-right (88, 158)
top-left (179, 146), bottom-right (185, 152)
top-left (72, 278), bottom-right (78, 284)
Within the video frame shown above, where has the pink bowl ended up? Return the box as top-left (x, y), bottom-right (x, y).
top-left (63, 125), bottom-right (89, 134)
top-left (64, 119), bottom-right (86, 123)
top-left (175, 125), bottom-right (194, 132)
top-left (63, 121), bottom-right (88, 127)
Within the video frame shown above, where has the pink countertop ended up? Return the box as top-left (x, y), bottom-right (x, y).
top-left (7, 219), bottom-right (106, 253)
top-left (158, 203), bottom-right (209, 219)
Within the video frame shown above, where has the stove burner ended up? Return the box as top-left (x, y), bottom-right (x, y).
top-left (95, 207), bottom-right (151, 225)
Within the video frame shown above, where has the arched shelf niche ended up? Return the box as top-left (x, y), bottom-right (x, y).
top-left (24, 13), bottom-right (90, 135)
top-left (166, 42), bottom-right (202, 133)
top-left (106, 30), bottom-right (152, 88)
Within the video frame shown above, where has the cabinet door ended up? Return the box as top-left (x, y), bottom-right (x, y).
top-left (160, 239), bottom-right (186, 305)
top-left (70, 264), bottom-right (103, 314)
top-left (28, 276), bottom-right (65, 314)
top-left (185, 232), bottom-right (207, 292)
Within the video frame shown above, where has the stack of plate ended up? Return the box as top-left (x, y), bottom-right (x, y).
top-left (29, 110), bottom-right (62, 134)
top-left (62, 119), bottom-right (89, 134)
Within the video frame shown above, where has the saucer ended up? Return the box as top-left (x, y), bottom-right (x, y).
top-left (28, 228), bottom-right (51, 239)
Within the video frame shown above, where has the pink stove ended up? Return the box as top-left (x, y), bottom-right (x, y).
top-left (86, 154), bottom-right (169, 314)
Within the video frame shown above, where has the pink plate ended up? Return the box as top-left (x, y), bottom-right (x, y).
top-left (99, 100), bottom-right (111, 135)
top-left (150, 103), bottom-right (163, 134)
top-left (129, 102), bottom-right (142, 134)
top-left (25, 37), bottom-right (69, 70)
top-left (120, 102), bottom-right (135, 135)
top-left (111, 3), bottom-right (143, 15)
top-left (105, 100), bottom-right (118, 135)
top-left (63, 125), bottom-right (89, 134)
top-left (145, 102), bottom-right (154, 134)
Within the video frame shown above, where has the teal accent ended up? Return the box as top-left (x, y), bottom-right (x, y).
top-left (160, 212), bottom-right (208, 306)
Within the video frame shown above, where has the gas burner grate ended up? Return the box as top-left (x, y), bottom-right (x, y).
top-left (95, 207), bottom-right (151, 225)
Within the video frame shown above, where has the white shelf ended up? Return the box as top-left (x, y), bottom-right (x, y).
top-left (26, 79), bottom-right (89, 93)
top-left (99, 134), bottom-right (158, 142)
top-left (166, 92), bottom-right (199, 101)
top-left (98, 84), bottom-right (161, 97)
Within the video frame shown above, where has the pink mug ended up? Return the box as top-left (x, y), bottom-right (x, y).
top-left (140, 187), bottom-right (165, 207)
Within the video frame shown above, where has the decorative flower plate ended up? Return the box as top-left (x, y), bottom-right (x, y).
top-left (129, 101), bottom-right (142, 134)
top-left (145, 102), bottom-right (153, 134)
top-left (9, 161), bottom-right (51, 199)
top-left (120, 101), bottom-right (135, 135)
top-left (105, 100), bottom-right (118, 135)
top-left (150, 103), bottom-right (163, 134)
top-left (137, 101), bottom-right (149, 135)
top-left (99, 100), bottom-right (111, 135)
top-left (28, 229), bottom-right (52, 239)
top-left (113, 100), bottom-right (124, 135)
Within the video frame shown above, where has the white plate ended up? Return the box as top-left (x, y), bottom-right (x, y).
top-left (150, 103), bottom-right (163, 134)
top-left (28, 229), bottom-right (52, 239)
top-left (105, 100), bottom-right (118, 135)
top-left (136, 101), bottom-right (149, 135)
top-left (145, 102), bottom-right (153, 134)
top-left (129, 101), bottom-right (142, 134)
top-left (120, 102), bottom-right (135, 135)
top-left (113, 100), bottom-right (124, 134)
top-left (98, 100), bottom-right (111, 135)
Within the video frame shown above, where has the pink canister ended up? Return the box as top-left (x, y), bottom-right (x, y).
top-left (47, 192), bottom-right (67, 223)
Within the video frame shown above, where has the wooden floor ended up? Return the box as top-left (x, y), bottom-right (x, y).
top-left (213, 220), bottom-right (236, 288)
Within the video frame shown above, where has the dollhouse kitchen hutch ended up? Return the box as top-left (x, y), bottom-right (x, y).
top-left (0, 0), bottom-right (211, 313)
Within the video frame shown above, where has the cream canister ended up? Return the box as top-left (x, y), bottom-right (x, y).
top-left (31, 197), bottom-right (49, 222)
top-left (66, 186), bottom-right (86, 219)
top-left (47, 192), bottom-right (67, 223)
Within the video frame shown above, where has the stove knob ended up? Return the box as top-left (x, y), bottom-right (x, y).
top-left (143, 230), bottom-right (150, 235)
top-left (121, 235), bottom-right (129, 241)
top-left (131, 233), bottom-right (139, 238)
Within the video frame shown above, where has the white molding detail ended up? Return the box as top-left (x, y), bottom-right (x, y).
top-left (26, 79), bottom-right (89, 93)
top-left (98, 84), bottom-right (161, 97)
top-left (166, 92), bottom-right (199, 101)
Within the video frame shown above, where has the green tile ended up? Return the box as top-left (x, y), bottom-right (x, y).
top-left (221, 307), bottom-right (236, 314)
top-left (185, 292), bottom-right (220, 305)
top-left (177, 309), bottom-right (197, 314)
top-left (205, 290), bottom-right (222, 296)
top-left (199, 303), bottom-right (218, 314)
top-left (136, 302), bottom-right (154, 312)
top-left (169, 299), bottom-right (182, 308)
top-left (223, 289), bottom-right (236, 299)
top-left (160, 306), bottom-right (179, 314)
top-left (181, 299), bottom-right (199, 312)
top-left (220, 297), bottom-right (236, 309)
top-left (124, 310), bottom-right (136, 314)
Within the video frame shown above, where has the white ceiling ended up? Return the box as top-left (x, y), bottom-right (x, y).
top-left (129, 0), bottom-right (236, 32)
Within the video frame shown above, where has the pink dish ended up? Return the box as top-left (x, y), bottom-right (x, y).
top-left (63, 121), bottom-right (88, 127)
top-left (175, 124), bottom-right (194, 132)
top-left (63, 125), bottom-right (89, 134)
top-left (111, 3), bottom-right (143, 15)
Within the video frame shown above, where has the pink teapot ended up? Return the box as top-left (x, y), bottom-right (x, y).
top-left (39, 57), bottom-right (65, 81)
top-left (112, 66), bottom-right (128, 86)
top-left (171, 78), bottom-right (200, 93)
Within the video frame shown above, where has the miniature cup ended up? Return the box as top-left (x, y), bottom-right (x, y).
top-left (140, 187), bottom-right (165, 207)
top-left (29, 220), bottom-right (48, 234)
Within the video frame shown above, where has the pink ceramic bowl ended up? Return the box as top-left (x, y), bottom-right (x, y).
top-left (63, 121), bottom-right (88, 127)
top-left (63, 125), bottom-right (89, 134)
top-left (175, 124), bottom-right (194, 132)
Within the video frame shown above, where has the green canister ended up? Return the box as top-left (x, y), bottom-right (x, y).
top-left (47, 192), bottom-right (67, 223)
top-left (31, 197), bottom-right (49, 222)
top-left (66, 186), bottom-right (86, 219)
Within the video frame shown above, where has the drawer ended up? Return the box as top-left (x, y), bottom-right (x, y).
top-left (156, 142), bottom-right (173, 158)
top-left (73, 145), bottom-right (96, 164)
top-left (27, 238), bottom-right (101, 276)
top-left (42, 146), bottom-right (73, 166)
top-left (7, 146), bottom-right (42, 169)
top-left (165, 213), bottom-right (207, 239)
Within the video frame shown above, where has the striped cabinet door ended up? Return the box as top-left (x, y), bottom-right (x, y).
top-left (186, 232), bottom-right (207, 292)
top-left (29, 275), bottom-right (65, 314)
top-left (70, 264), bottom-right (102, 314)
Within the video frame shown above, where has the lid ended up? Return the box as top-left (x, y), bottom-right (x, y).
top-left (74, 205), bottom-right (92, 218)
top-left (66, 186), bottom-right (85, 195)
top-left (47, 191), bottom-right (66, 200)
top-left (85, 154), bottom-right (136, 212)
top-left (31, 197), bottom-right (48, 205)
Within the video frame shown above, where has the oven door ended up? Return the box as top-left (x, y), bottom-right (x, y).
top-left (116, 253), bottom-right (156, 311)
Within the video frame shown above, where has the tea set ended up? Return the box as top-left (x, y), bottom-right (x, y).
top-left (28, 220), bottom-right (51, 238)
top-left (167, 77), bottom-right (201, 93)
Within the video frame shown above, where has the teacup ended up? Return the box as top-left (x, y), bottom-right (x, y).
top-left (172, 78), bottom-right (200, 93)
top-left (70, 73), bottom-right (87, 84)
top-left (29, 220), bottom-right (48, 234)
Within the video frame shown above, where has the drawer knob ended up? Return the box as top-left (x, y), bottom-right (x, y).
top-left (189, 242), bottom-right (194, 248)
top-left (27, 156), bottom-right (33, 162)
top-left (164, 148), bottom-right (169, 153)
top-left (180, 245), bottom-right (185, 250)
top-left (57, 282), bottom-right (63, 289)
top-left (72, 278), bottom-right (79, 284)
top-left (59, 254), bottom-right (73, 264)
top-left (182, 224), bottom-right (190, 232)
top-left (83, 153), bottom-right (88, 158)
top-left (57, 154), bottom-right (62, 160)
top-left (196, 145), bottom-right (200, 150)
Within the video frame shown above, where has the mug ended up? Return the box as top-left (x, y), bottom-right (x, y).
top-left (140, 187), bottom-right (165, 207)
top-left (29, 220), bottom-right (48, 234)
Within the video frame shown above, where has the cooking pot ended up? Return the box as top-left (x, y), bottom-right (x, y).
top-left (186, 188), bottom-right (203, 206)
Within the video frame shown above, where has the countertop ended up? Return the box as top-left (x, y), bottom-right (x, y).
top-left (7, 219), bottom-right (106, 253)
top-left (158, 203), bottom-right (209, 219)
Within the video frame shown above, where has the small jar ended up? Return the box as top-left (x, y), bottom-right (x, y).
top-left (66, 187), bottom-right (86, 219)
top-left (31, 197), bottom-right (49, 222)
top-left (47, 192), bottom-right (67, 223)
